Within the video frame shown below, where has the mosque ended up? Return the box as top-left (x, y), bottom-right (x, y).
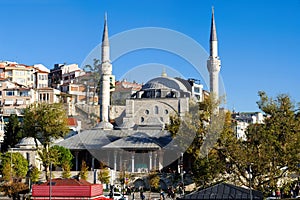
top-left (57, 8), bottom-right (221, 176)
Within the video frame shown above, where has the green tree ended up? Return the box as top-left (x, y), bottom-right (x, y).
top-left (192, 111), bottom-right (234, 187)
top-left (0, 152), bottom-right (29, 179)
top-left (79, 161), bottom-right (89, 180)
top-left (2, 114), bottom-right (22, 152)
top-left (62, 162), bottom-right (72, 179)
top-left (98, 167), bottom-right (110, 184)
top-left (29, 166), bottom-right (41, 184)
top-left (52, 145), bottom-right (73, 167)
top-left (23, 102), bottom-right (69, 148)
top-left (23, 102), bottom-right (69, 180)
top-left (149, 171), bottom-right (160, 191)
top-left (225, 92), bottom-right (300, 192)
top-left (82, 59), bottom-right (101, 105)
top-left (37, 147), bottom-right (60, 180)
top-left (0, 152), bottom-right (29, 200)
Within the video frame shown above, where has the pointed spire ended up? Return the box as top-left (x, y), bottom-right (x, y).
top-left (210, 6), bottom-right (218, 41)
top-left (102, 12), bottom-right (109, 47)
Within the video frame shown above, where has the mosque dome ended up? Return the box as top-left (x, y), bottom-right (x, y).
top-left (16, 137), bottom-right (42, 149)
top-left (142, 76), bottom-right (189, 93)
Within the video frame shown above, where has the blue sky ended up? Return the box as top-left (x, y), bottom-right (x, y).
top-left (0, 0), bottom-right (300, 111)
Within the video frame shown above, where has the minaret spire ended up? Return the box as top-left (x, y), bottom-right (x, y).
top-left (209, 6), bottom-right (218, 58)
top-left (210, 6), bottom-right (217, 42)
top-left (207, 6), bottom-right (221, 108)
top-left (101, 12), bottom-right (110, 63)
top-left (97, 13), bottom-right (113, 130)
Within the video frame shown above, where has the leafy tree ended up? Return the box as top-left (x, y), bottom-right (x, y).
top-left (79, 161), bottom-right (89, 180)
top-left (2, 114), bottom-right (22, 152)
top-left (0, 152), bottom-right (29, 200)
top-left (225, 92), bottom-right (300, 192)
top-left (23, 103), bottom-right (69, 180)
top-left (0, 152), bottom-right (29, 179)
top-left (148, 171), bottom-right (160, 191)
top-left (29, 166), bottom-right (41, 184)
top-left (37, 147), bottom-right (60, 180)
top-left (166, 96), bottom-right (223, 158)
top-left (0, 181), bottom-right (28, 200)
top-left (62, 162), bottom-right (71, 179)
top-left (98, 167), bottom-right (110, 184)
top-left (82, 59), bottom-right (101, 105)
top-left (192, 111), bottom-right (234, 187)
top-left (23, 102), bottom-right (69, 148)
top-left (52, 145), bottom-right (73, 167)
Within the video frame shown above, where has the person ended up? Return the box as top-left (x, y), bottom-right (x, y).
top-left (109, 190), bottom-right (113, 199)
top-left (160, 189), bottom-right (165, 200)
top-left (140, 190), bottom-right (145, 200)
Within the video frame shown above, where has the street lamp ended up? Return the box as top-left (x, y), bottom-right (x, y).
top-left (180, 152), bottom-right (184, 196)
top-left (249, 164), bottom-right (253, 200)
top-left (49, 162), bottom-right (53, 200)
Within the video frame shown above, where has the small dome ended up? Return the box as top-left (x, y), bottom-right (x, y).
top-left (16, 137), bottom-right (42, 148)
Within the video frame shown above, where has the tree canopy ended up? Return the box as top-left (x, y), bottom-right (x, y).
top-left (0, 152), bottom-right (29, 180)
top-left (2, 114), bottom-right (23, 152)
top-left (22, 102), bottom-right (69, 148)
top-left (167, 92), bottom-right (300, 195)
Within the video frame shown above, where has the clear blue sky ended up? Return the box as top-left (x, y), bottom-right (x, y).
top-left (0, 0), bottom-right (300, 112)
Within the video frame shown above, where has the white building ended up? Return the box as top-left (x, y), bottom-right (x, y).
top-left (232, 112), bottom-right (265, 140)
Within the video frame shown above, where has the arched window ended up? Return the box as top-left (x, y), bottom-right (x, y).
top-left (155, 106), bottom-right (159, 114)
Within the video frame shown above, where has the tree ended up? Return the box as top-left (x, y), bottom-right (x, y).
top-left (98, 167), bottom-right (110, 184)
top-left (148, 171), bottom-right (160, 191)
top-left (192, 111), bottom-right (234, 187)
top-left (23, 102), bottom-right (69, 180)
top-left (29, 166), bottom-right (41, 184)
top-left (51, 145), bottom-right (73, 168)
top-left (79, 161), bottom-right (89, 180)
top-left (225, 92), bottom-right (300, 192)
top-left (0, 152), bottom-right (29, 180)
top-left (62, 162), bottom-right (72, 179)
top-left (2, 114), bottom-right (22, 152)
top-left (23, 102), bottom-right (69, 148)
top-left (37, 147), bottom-right (60, 180)
top-left (82, 59), bottom-right (101, 105)
top-left (0, 152), bottom-right (29, 200)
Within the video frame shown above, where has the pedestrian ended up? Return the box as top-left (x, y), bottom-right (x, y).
top-left (140, 190), bottom-right (145, 200)
top-left (160, 189), bottom-right (165, 200)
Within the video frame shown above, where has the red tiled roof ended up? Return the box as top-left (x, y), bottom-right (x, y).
top-left (41, 178), bottom-right (92, 186)
top-left (68, 117), bottom-right (78, 126)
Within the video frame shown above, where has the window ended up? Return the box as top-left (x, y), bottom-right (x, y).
top-left (141, 117), bottom-right (144, 123)
top-left (20, 91), bottom-right (29, 96)
top-left (6, 91), bottom-right (14, 96)
top-left (145, 110), bottom-right (149, 115)
top-left (155, 106), bottom-right (159, 114)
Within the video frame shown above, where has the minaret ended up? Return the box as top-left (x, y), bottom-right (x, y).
top-left (207, 7), bottom-right (221, 101)
top-left (98, 13), bottom-right (113, 130)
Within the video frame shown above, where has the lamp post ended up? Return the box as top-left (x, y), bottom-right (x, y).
top-left (249, 164), bottom-right (253, 200)
top-left (180, 152), bottom-right (184, 196)
top-left (49, 162), bottom-right (52, 200)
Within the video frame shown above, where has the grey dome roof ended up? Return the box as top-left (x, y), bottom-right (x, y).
top-left (16, 137), bottom-right (42, 148)
top-left (142, 76), bottom-right (189, 92)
